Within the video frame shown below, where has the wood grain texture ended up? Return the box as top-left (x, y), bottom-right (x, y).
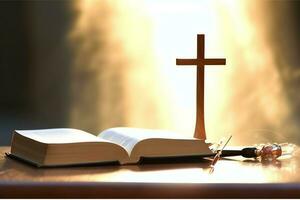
top-left (0, 146), bottom-right (300, 198)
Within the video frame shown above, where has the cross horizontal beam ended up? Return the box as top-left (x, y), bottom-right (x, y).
top-left (176, 58), bottom-right (226, 66)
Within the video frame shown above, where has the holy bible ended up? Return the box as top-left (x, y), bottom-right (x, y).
top-left (9, 127), bottom-right (212, 167)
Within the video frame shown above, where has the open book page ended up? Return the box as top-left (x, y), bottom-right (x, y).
top-left (98, 127), bottom-right (198, 155)
top-left (15, 128), bottom-right (107, 144)
top-left (12, 128), bottom-right (131, 166)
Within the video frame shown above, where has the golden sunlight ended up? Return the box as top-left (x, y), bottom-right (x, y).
top-left (68, 0), bottom-right (295, 145)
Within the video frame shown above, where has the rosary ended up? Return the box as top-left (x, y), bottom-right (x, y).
top-left (209, 135), bottom-right (295, 172)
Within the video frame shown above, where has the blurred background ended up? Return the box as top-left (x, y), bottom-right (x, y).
top-left (0, 0), bottom-right (299, 146)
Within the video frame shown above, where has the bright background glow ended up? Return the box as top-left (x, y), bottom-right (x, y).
top-left (0, 0), bottom-right (299, 147)
top-left (68, 0), bottom-right (299, 145)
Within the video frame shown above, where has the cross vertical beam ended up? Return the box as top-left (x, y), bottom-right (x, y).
top-left (176, 34), bottom-right (226, 140)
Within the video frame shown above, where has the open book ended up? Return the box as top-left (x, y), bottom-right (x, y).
top-left (10, 127), bottom-right (213, 167)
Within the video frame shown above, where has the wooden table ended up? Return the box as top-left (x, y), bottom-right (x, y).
top-left (0, 146), bottom-right (300, 198)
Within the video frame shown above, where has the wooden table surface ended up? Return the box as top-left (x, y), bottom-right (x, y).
top-left (0, 146), bottom-right (300, 198)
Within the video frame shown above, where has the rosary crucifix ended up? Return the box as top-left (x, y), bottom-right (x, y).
top-left (176, 34), bottom-right (226, 140)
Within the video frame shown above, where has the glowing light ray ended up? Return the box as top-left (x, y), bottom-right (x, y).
top-left (68, 0), bottom-right (292, 146)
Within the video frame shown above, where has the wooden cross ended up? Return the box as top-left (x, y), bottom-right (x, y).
top-left (176, 34), bottom-right (226, 140)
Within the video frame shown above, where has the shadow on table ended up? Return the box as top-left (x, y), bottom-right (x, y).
top-left (220, 157), bottom-right (282, 168)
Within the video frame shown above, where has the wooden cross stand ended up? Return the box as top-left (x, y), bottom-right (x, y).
top-left (176, 34), bottom-right (226, 140)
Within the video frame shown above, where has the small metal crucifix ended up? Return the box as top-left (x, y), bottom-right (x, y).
top-left (176, 34), bottom-right (226, 140)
